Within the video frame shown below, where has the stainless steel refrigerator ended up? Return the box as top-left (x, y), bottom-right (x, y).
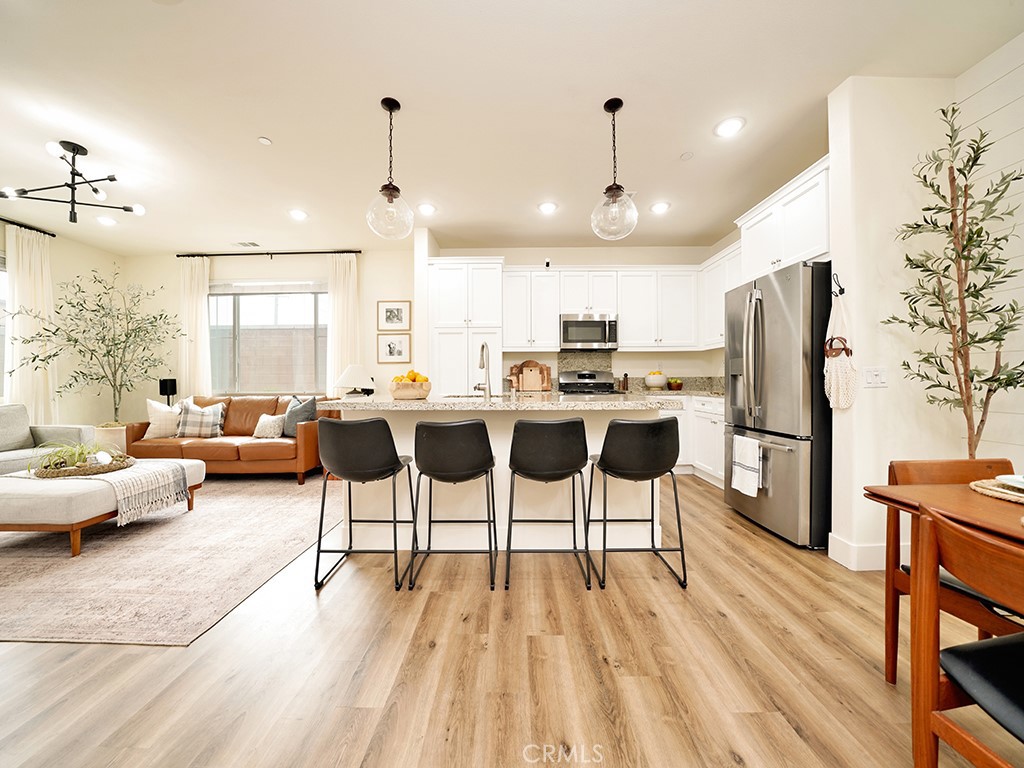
top-left (723, 261), bottom-right (832, 548)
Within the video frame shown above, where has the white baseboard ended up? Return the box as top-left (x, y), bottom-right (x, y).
top-left (691, 467), bottom-right (724, 489)
top-left (827, 532), bottom-right (888, 571)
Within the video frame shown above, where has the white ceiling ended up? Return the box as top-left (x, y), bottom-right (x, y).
top-left (2, 1), bottom-right (1024, 260)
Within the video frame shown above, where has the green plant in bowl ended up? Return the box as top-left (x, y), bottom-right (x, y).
top-left (28, 441), bottom-right (127, 471)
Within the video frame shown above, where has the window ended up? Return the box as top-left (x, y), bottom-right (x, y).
top-left (209, 289), bottom-right (328, 394)
top-left (0, 252), bottom-right (7, 400)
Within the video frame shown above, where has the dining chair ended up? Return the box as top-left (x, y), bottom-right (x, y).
top-left (913, 507), bottom-right (1024, 767)
top-left (884, 458), bottom-right (1020, 684)
top-left (314, 417), bottom-right (415, 591)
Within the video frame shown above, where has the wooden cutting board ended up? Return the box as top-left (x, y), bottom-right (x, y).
top-left (512, 360), bottom-right (551, 391)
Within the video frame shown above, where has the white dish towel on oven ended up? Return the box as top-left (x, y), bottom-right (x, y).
top-left (731, 435), bottom-right (762, 497)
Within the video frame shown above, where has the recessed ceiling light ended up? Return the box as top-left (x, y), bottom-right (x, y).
top-left (96, 216), bottom-right (116, 226)
top-left (257, 136), bottom-right (273, 146)
top-left (289, 209), bottom-right (308, 221)
top-left (417, 203), bottom-right (437, 216)
top-left (538, 202), bottom-right (558, 215)
top-left (713, 117), bottom-right (746, 138)
top-left (649, 202), bottom-right (671, 215)
top-left (679, 151), bottom-right (694, 162)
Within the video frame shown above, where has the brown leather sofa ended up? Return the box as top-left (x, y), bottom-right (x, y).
top-left (126, 395), bottom-right (322, 484)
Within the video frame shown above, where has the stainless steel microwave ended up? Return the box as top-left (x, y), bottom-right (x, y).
top-left (560, 313), bottom-right (618, 350)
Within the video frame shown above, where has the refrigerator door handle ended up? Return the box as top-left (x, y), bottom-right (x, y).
top-left (758, 441), bottom-right (794, 453)
top-left (743, 291), bottom-right (754, 417)
top-left (750, 289), bottom-right (763, 418)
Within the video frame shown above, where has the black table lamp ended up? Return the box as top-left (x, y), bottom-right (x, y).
top-left (159, 378), bottom-right (177, 406)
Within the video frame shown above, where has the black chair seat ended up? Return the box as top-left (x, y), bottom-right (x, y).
top-left (419, 462), bottom-right (493, 485)
top-left (332, 455), bottom-right (413, 484)
top-left (899, 564), bottom-right (1023, 618)
top-left (940, 633), bottom-right (1024, 743)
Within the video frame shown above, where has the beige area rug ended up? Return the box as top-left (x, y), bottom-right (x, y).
top-left (0, 475), bottom-right (339, 646)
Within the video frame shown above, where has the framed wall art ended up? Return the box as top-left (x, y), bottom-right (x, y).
top-left (377, 333), bottom-right (411, 364)
top-left (377, 300), bottom-right (411, 331)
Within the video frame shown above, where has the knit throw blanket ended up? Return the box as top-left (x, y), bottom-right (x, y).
top-left (95, 460), bottom-right (189, 525)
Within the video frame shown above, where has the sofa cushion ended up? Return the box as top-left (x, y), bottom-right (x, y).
top-left (238, 438), bottom-right (297, 461)
top-left (0, 447), bottom-right (51, 476)
top-left (283, 396), bottom-right (317, 437)
top-left (181, 436), bottom-right (254, 461)
top-left (0, 404), bottom-right (34, 452)
top-left (223, 396), bottom-right (280, 436)
top-left (129, 438), bottom-right (197, 459)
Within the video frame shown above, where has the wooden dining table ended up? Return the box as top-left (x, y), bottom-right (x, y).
top-left (864, 482), bottom-right (1024, 764)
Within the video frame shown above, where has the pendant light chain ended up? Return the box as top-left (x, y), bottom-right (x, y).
top-left (611, 110), bottom-right (618, 186)
top-left (387, 109), bottom-right (395, 185)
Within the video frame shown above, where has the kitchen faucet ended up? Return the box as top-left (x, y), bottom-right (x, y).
top-left (473, 341), bottom-right (491, 401)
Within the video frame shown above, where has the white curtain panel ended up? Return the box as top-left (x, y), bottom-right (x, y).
top-left (5, 225), bottom-right (58, 422)
top-left (326, 252), bottom-right (359, 396)
top-left (178, 256), bottom-right (212, 398)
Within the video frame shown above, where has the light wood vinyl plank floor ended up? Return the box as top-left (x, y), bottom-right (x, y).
top-left (1, 475), bottom-right (1021, 767)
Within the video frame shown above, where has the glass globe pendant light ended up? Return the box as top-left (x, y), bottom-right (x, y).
top-left (366, 97), bottom-right (414, 240)
top-left (591, 98), bottom-right (638, 241)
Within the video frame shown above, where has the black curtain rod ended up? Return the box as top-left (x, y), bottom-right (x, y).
top-left (0, 215), bottom-right (57, 238)
top-left (176, 249), bottom-right (361, 258)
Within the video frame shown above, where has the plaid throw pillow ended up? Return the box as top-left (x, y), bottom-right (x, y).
top-left (176, 401), bottom-right (224, 438)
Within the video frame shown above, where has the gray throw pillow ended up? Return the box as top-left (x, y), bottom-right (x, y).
top-left (283, 396), bottom-right (317, 437)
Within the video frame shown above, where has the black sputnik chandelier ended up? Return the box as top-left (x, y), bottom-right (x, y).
top-left (0, 140), bottom-right (145, 223)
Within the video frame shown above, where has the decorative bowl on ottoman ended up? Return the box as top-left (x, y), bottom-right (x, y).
top-left (645, 373), bottom-right (668, 389)
top-left (388, 381), bottom-right (432, 400)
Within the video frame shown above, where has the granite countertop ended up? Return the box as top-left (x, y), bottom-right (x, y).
top-left (320, 392), bottom-right (692, 412)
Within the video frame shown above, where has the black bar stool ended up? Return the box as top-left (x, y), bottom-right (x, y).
top-left (587, 417), bottom-right (686, 589)
top-left (408, 420), bottom-right (497, 590)
top-left (505, 418), bottom-right (590, 590)
top-left (314, 417), bottom-right (414, 591)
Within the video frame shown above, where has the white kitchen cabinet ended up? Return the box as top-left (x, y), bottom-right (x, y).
top-left (660, 399), bottom-right (691, 468)
top-left (736, 156), bottom-right (829, 281)
top-left (618, 269), bottom-right (697, 349)
top-left (691, 397), bottom-right (725, 487)
top-left (429, 258), bottom-right (503, 395)
top-left (502, 270), bottom-right (559, 350)
top-left (560, 270), bottom-right (618, 314)
top-left (698, 241), bottom-right (741, 349)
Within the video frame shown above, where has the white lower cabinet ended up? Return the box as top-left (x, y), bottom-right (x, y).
top-left (660, 401), bottom-right (692, 468)
top-left (691, 397), bottom-right (725, 487)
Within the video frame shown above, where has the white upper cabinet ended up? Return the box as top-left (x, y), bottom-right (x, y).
top-left (736, 156), bottom-right (829, 281)
top-left (502, 270), bottom-right (559, 350)
top-left (617, 270), bottom-right (659, 346)
top-left (559, 270), bottom-right (618, 314)
top-left (698, 241), bottom-right (741, 349)
top-left (467, 263), bottom-right (503, 326)
top-left (431, 262), bottom-right (470, 326)
top-left (618, 269), bottom-right (697, 349)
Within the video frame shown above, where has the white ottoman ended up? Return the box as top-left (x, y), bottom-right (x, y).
top-left (0, 458), bottom-right (206, 556)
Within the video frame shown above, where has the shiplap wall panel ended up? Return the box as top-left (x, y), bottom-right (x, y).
top-left (956, 37), bottom-right (1024, 469)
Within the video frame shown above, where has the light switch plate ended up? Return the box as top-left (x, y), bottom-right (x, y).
top-left (863, 366), bottom-right (887, 388)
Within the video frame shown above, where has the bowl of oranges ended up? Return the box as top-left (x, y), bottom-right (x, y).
top-left (644, 371), bottom-right (668, 390)
top-left (388, 370), bottom-right (432, 400)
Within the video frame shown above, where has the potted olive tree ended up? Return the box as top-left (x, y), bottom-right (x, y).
top-left (10, 270), bottom-right (180, 438)
top-left (886, 104), bottom-right (1024, 458)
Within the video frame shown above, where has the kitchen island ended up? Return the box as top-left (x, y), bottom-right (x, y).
top-left (317, 393), bottom-right (686, 552)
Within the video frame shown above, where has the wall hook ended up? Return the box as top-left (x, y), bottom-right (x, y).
top-left (832, 273), bottom-right (846, 297)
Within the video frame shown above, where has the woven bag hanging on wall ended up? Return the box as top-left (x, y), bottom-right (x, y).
top-left (824, 293), bottom-right (857, 409)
